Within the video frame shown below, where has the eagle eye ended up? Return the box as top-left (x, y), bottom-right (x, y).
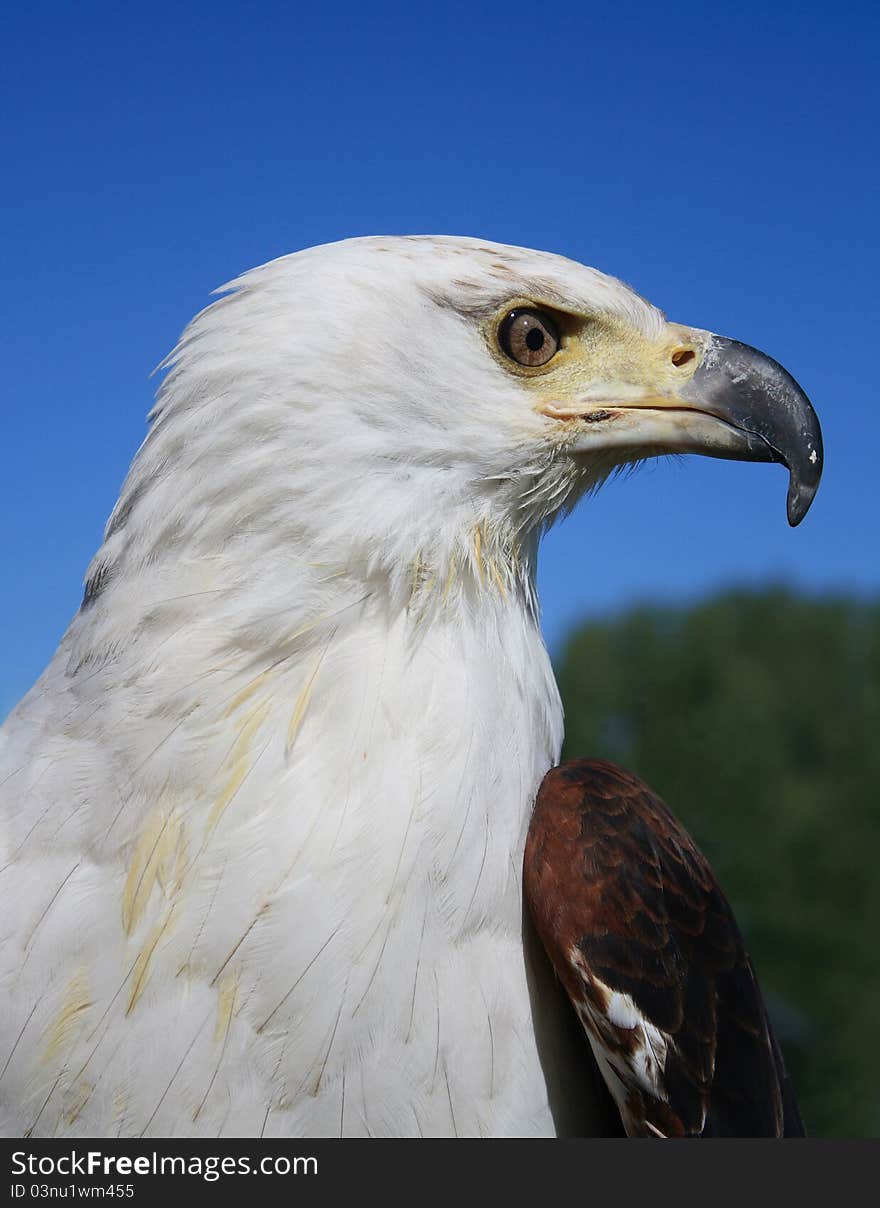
top-left (499, 308), bottom-right (559, 368)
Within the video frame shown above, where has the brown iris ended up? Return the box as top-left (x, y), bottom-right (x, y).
top-left (499, 309), bottom-right (559, 367)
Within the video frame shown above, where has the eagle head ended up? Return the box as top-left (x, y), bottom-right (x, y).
top-left (86, 236), bottom-right (822, 623)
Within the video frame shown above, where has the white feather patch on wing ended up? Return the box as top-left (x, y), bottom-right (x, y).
top-left (570, 947), bottom-right (672, 1116)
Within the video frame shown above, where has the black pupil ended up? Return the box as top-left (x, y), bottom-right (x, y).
top-left (525, 325), bottom-right (545, 352)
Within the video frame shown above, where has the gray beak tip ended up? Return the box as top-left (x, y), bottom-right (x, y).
top-left (787, 484), bottom-right (811, 527)
top-left (691, 336), bottom-right (824, 529)
top-left (785, 432), bottom-right (823, 527)
top-left (786, 458), bottom-right (822, 527)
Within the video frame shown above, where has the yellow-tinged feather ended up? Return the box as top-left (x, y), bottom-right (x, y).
top-left (205, 700), bottom-right (271, 837)
top-left (232, 700), bottom-right (273, 759)
top-left (207, 762), bottom-right (249, 836)
top-left (64, 1078), bottom-right (95, 1126)
top-left (489, 558), bottom-right (507, 598)
top-left (122, 799), bottom-right (187, 935)
top-left (279, 615), bottom-right (327, 651)
top-left (157, 828), bottom-right (188, 900)
top-left (472, 525), bottom-right (485, 586)
top-left (442, 559), bottom-right (458, 604)
top-left (286, 657), bottom-right (323, 754)
top-left (113, 1088), bottom-right (130, 1132)
top-left (126, 907), bottom-right (177, 1015)
top-left (223, 668), bottom-right (275, 718)
top-left (214, 971), bottom-right (240, 1045)
top-left (42, 970), bottom-right (92, 1064)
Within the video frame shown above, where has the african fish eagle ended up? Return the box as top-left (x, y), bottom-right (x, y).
top-left (0, 237), bottom-right (821, 1137)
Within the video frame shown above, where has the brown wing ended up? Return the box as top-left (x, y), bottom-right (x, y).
top-left (523, 758), bottom-right (804, 1138)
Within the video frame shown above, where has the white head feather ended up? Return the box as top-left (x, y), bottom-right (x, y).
top-left (82, 236), bottom-right (664, 636)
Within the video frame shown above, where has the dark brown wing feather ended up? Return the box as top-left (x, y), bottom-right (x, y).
top-left (523, 758), bottom-right (804, 1138)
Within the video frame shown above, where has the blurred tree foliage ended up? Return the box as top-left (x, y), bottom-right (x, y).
top-left (554, 588), bottom-right (880, 1138)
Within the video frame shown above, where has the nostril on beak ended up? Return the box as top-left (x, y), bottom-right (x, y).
top-left (671, 347), bottom-right (696, 368)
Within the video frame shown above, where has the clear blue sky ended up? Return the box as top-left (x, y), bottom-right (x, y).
top-left (2, 1), bottom-right (877, 717)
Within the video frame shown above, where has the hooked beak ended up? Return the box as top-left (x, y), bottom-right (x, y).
top-left (541, 331), bottom-right (823, 526)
